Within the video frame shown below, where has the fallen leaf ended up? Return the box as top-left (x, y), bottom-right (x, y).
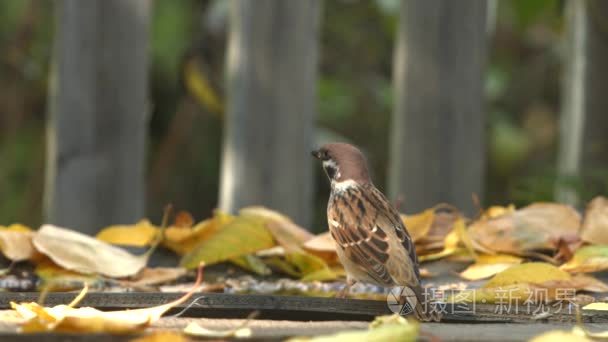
top-left (401, 208), bottom-right (434, 242)
top-left (36, 259), bottom-right (104, 291)
top-left (480, 204), bottom-right (516, 220)
top-left (484, 262), bottom-right (570, 288)
top-left (583, 302), bottom-right (608, 311)
top-left (560, 245), bottom-right (608, 273)
top-left (302, 232), bottom-right (339, 265)
top-left (180, 215), bottom-right (275, 269)
top-left (240, 206), bottom-right (314, 252)
top-left (230, 255), bottom-right (272, 275)
top-left (264, 251), bottom-right (337, 281)
top-left (12, 264), bottom-right (204, 334)
top-left (96, 220), bottom-right (159, 247)
top-left (419, 218), bottom-right (471, 262)
top-left (468, 203), bottom-right (581, 254)
top-left (459, 254), bottom-right (523, 281)
top-left (411, 204), bottom-right (462, 252)
top-left (580, 197), bottom-right (608, 245)
top-left (0, 229), bottom-right (35, 261)
top-left (0, 224), bottom-right (32, 232)
top-left (173, 210), bottom-right (195, 228)
top-left (450, 262), bottom-right (608, 304)
top-left (33, 225), bottom-right (151, 278)
top-left (163, 211), bottom-right (233, 255)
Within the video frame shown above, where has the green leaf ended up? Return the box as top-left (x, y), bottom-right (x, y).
top-left (180, 215), bottom-right (275, 269)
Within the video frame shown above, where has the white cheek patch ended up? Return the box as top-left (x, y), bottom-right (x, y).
top-left (332, 179), bottom-right (358, 191)
top-left (322, 160), bottom-right (340, 179)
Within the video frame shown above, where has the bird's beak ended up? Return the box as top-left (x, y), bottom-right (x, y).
top-left (311, 149), bottom-right (321, 159)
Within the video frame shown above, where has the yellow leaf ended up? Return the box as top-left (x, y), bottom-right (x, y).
top-left (131, 331), bottom-right (189, 342)
top-left (449, 262), bottom-right (608, 304)
top-left (13, 265), bottom-right (204, 334)
top-left (180, 215), bottom-right (275, 269)
top-left (163, 211), bottom-right (234, 255)
top-left (33, 225), bottom-right (152, 278)
top-left (183, 58), bottom-right (224, 116)
top-left (263, 251), bottom-right (336, 281)
top-left (480, 204), bottom-right (516, 220)
top-left (300, 267), bottom-right (340, 282)
top-left (240, 206), bottom-right (314, 252)
top-left (402, 209), bottom-right (434, 242)
top-left (560, 245), bottom-right (608, 273)
top-left (459, 254), bottom-right (523, 281)
top-left (0, 223), bottom-right (32, 232)
top-left (418, 218), bottom-right (469, 262)
top-left (303, 232), bottom-right (339, 265)
top-left (230, 255), bottom-right (272, 275)
top-left (583, 302), bottom-right (608, 311)
top-left (484, 263), bottom-right (570, 288)
top-left (96, 220), bottom-right (159, 247)
top-left (36, 259), bottom-right (103, 291)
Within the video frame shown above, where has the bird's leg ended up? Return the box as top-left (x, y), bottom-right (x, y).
top-left (336, 277), bottom-right (356, 298)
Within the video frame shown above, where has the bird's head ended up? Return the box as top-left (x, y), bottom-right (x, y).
top-left (311, 142), bottom-right (371, 186)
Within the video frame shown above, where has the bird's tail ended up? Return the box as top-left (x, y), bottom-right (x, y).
top-left (401, 285), bottom-right (442, 322)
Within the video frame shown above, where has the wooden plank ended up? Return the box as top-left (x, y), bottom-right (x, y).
top-left (1, 292), bottom-right (607, 323)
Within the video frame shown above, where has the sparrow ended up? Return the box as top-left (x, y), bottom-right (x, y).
top-left (312, 142), bottom-right (439, 321)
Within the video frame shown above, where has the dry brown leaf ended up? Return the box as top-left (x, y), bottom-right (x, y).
top-left (581, 197), bottom-right (608, 245)
top-left (0, 229), bottom-right (35, 261)
top-left (302, 232), bottom-right (339, 265)
top-left (33, 225), bottom-right (150, 278)
top-left (468, 203), bottom-right (581, 254)
top-left (173, 210), bottom-right (195, 228)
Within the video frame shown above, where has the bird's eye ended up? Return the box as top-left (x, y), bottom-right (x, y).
top-left (324, 164), bottom-right (337, 179)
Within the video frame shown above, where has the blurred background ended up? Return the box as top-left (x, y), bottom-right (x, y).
top-left (0, 0), bottom-right (607, 234)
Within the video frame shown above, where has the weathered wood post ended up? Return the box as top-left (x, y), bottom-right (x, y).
top-left (556, 0), bottom-right (608, 205)
top-left (388, 0), bottom-right (487, 215)
top-left (45, 0), bottom-right (150, 234)
top-left (219, 0), bottom-right (320, 227)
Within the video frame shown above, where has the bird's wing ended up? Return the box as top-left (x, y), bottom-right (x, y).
top-left (328, 184), bottom-right (419, 286)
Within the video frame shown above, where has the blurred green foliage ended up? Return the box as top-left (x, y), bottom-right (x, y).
top-left (0, 0), bottom-right (606, 229)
